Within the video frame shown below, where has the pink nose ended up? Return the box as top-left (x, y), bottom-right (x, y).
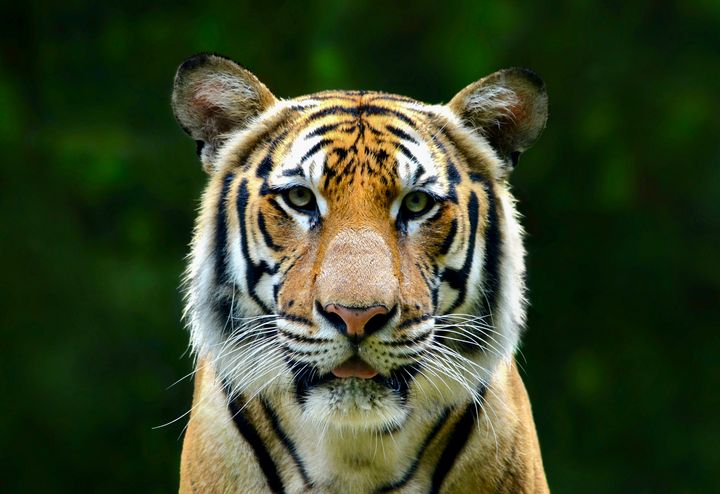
top-left (324, 304), bottom-right (390, 340)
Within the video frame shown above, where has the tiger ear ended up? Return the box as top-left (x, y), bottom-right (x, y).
top-left (172, 53), bottom-right (277, 172)
top-left (448, 67), bottom-right (548, 174)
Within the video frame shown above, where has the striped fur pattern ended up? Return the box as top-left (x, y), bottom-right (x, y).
top-left (173, 54), bottom-right (549, 493)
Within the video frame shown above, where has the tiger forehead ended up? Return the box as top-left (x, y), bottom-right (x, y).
top-left (280, 91), bottom-right (445, 198)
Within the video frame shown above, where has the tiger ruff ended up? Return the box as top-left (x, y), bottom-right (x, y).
top-left (172, 53), bottom-right (549, 493)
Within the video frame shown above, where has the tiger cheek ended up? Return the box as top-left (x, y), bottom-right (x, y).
top-left (258, 199), bottom-right (294, 251)
top-left (399, 243), bottom-right (433, 322)
top-left (278, 248), bottom-right (319, 323)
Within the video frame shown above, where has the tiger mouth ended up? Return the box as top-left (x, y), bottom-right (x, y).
top-left (290, 358), bottom-right (418, 403)
top-left (331, 355), bottom-right (379, 379)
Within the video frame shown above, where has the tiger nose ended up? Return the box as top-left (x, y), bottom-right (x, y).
top-left (323, 304), bottom-right (391, 341)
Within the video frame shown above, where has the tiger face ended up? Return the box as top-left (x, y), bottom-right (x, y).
top-left (173, 54), bottom-right (547, 432)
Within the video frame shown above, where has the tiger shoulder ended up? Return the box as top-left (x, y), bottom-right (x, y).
top-left (171, 52), bottom-right (550, 494)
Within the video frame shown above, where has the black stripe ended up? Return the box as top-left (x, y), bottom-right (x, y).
top-left (480, 181), bottom-right (501, 318)
top-left (376, 366), bottom-right (416, 405)
top-left (256, 155), bottom-right (274, 178)
top-left (306, 105), bottom-right (359, 122)
top-left (306, 121), bottom-right (351, 137)
top-left (286, 357), bottom-right (336, 405)
top-left (214, 173), bottom-right (235, 284)
top-left (277, 312), bottom-right (314, 326)
top-left (281, 165), bottom-right (306, 178)
top-left (273, 282), bottom-right (280, 304)
top-left (306, 104), bottom-right (418, 129)
top-left (376, 408), bottom-right (451, 493)
top-left (382, 331), bottom-right (432, 347)
top-left (237, 179), bottom-right (273, 313)
top-left (430, 386), bottom-right (487, 493)
top-left (226, 392), bottom-right (286, 493)
top-left (397, 314), bottom-right (433, 330)
top-left (237, 110), bottom-right (294, 172)
top-left (441, 191), bottom-right (480, 312)
top-left (468, 171), bottom-right (485, 182)
top-left (361, 105), bottom-right (418, 128)
top-left (431, 285), bottom-right (440, 312)
top-left (257, 211), bottom-right (281, 251)
top-left (412, 163), bottom-right (427, 183)
top-left (300, 138), bottom-right (333, 163)
top-left (397, 143), bottom-right (419, 164)
top-left (279, 329), bottom-right (333, 345)
top-left (267, 198), bottom-right (291, 220)
top-left (260, 398), bottom-right (312, 488)
top-left (446, 161), bottom-right (461, 185)
top-left (428, 131), bottom-right (460, 202)
top-left (385, 124), bottom-right (418, 143)
top-left (438, 219), bottom-right (458, 256)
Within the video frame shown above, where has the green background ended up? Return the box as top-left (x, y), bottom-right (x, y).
top-left (2, 1), bottom-right (719, 492)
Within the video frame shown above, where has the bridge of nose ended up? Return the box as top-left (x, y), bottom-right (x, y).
top-left (315, 228), bottom-right (400, 310)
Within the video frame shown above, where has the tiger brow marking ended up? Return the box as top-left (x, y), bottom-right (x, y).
top-left (281, 166), bottom-right (305, 178)
top-left (305, 104), bottom-right (419, 129)
top-left (300, 137), bottom-right (334, 164)
top-left (385, 124), bottom-right (418, 144)
top-left (306, 120), bottom-right (355, 138)
top-left (254, 127), bottom-right (292, 178)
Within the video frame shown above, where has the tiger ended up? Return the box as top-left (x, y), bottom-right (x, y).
top-left (171, 53), bottom-right (549, 494)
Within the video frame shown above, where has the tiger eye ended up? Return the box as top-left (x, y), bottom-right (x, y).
top-left (287, 187), bottom-right (314, 208)
top-left (402, 191), bottom-right (432, 214)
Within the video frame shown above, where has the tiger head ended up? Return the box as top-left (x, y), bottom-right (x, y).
top-left (173, 54), bottom-right (547, 432)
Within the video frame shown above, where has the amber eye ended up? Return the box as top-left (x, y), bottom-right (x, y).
top-left (284, 186), bottom-right (316, 212)
top-left (402, 191), bottom-right (434, 217)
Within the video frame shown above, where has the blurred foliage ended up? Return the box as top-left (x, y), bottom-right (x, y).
top-left (1, 1), bottom-right (719, 492)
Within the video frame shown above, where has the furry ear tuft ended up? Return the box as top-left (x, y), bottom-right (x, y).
top-left (448, 68), bottom-right (548, 174)
top-left (172, 53), bottom-right (277, 172)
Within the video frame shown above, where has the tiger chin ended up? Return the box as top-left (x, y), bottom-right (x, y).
top-left (172, 53), bottom-right (550, 493)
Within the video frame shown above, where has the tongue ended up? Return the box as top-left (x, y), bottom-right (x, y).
top-left (331, 356), bottom-right (379, 379)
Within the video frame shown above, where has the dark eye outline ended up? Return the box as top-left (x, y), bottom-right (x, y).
top-left (399, 190), bottom-right (437, 220)
top-left (281, 186), bottom-right (318, 215)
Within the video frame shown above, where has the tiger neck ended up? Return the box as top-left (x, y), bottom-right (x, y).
top-left (224, 383), bottom-right (489, 492)
top-left (184, 360), bottom-right (543, 493)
